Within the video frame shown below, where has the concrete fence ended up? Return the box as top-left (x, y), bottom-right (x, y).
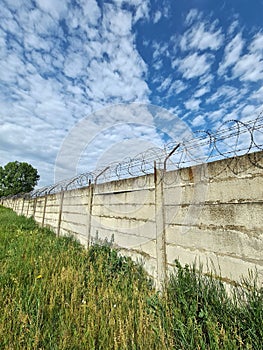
top-left (2, 151), bottom-right (263, 288)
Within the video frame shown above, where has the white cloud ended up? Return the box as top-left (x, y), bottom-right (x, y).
top-left (191, 114), bottom-right (205, 127)
top-left (153, 10), bottom-right (162, 24)
top-left (152, 41), bottom-right (169, 60)
top-left (206, 85), bottom-right (247, 108)
top-left (185, 9), bottom-right (200, 26)
top-left (199, 73), bottom-right (214, 86)
top-left (133, 1), bottom-right (150, 23)
top-left (150, 41), bottom-right (170, 71)
top-left (228, 19), bottom-right (239, 35)
top-left (0, 0), bottom-right (152, 186)
top-left (113, 0), bottom-right (150, 23)
top-left (207, 109), bottom-right (225, 123)
top-left (249, 33), bottom-right (263, 53)
top-left (152, 59), bottom-right (163, 70)
top-left (24, 33), bottom-right (52, 51)
top-left (250, 86), bottom-right (263, 101)
top-left (232, 53), bottom-right (263, 81)
top-left (103, 5), bottom-right (132, 36)
top-left (184, 98), bottom-right (201, 111)
top-left (173, 52), bottom-right (213, 79)
top-left (218, 33), bottom-right (244, 76)
top-left (194, 86), bottom-right (210, 98)
top-left (156, 76), bottom-right (188, 99)
top-left (157, 77), bottom-right (172, 92)
top-left (167, 80), bottom-right (188, 96)
top-left (241, 104), bottom-right (257, 119)
top-left (35, 0), bottom-right (69, 20)
top-left (181, 14), bottom-right (223, 51)
top-left (218, 30), bottom-right (263, 82)
top-left (63, 54), bottom-right (85, 79)
top-left (78, 0), bottom-right (101, 26)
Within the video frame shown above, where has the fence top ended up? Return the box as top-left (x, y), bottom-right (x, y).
top-left (2, 111), bottom-right (263, 199)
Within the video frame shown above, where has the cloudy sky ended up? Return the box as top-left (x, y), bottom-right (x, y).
top-left (1, 0), bottom-right (263, 187)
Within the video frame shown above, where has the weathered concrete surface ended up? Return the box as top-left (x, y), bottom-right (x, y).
top-left (2, 151), bottom-right (263, 287)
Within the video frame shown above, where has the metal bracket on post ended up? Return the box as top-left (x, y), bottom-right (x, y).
top-left (94, 166), bottom-right (110, 185)
top-left (164, 143), bottom-right (181, 172)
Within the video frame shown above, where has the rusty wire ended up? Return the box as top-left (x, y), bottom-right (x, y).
top-left (16, 109), bottom-right (263, 198)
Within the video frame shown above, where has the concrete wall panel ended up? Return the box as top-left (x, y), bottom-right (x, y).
top-left (2, 151), bottom-right (263, 287)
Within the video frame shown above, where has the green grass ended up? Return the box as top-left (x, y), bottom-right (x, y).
top-left (0, 206), bottom-right (262, 349)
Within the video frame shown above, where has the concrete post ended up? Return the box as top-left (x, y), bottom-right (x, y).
top-left (57, 191), bottom-right (64, 237)
top-left (21, 198), bottom-right (25, 215)
top-left (33, 198), bottom-right (37, 219)
top-left (26, 199), bottom-right (30, 217)
top-left (154, 162), bottom-right (167, 290)
top-left (42, 195), bottom-right (48, 228)
top-left (86, 183), bottom-right (94, 248)
top-left (17, 199), bottom-right (20, 213)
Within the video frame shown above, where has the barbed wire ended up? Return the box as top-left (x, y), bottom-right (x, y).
top-left (5, 109), bottom-right (263, 199)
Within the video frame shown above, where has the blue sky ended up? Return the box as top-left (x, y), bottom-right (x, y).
top-left (0, 0), bottom-right (263, 187)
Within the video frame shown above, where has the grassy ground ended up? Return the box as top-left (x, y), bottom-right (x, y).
top-left (0, 206), bottom-right (262, 349)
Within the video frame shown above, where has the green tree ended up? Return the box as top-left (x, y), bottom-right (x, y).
top-left (0, 161), bottom-right (40, 197)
